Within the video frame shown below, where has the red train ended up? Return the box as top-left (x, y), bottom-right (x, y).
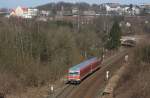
top-left (67, 57), bottom-right (102, 84)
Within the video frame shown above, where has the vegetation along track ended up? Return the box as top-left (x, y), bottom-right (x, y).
top-left (55, 48), bottom-right (131, 98)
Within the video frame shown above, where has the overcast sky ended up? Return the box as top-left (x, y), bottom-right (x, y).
top-left (0, 0), bottom-right (150, 8)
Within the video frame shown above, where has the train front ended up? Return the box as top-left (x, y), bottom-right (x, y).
top-left (67, 69), bottom-right (80, 84)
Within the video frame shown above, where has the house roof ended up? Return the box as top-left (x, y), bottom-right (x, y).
top-left (10, 9), bottom-right (15, 13)
top-left (22, 8), bottom-right (28, 11)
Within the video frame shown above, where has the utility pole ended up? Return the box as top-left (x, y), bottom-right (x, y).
top-left (77, 5), bottom-right (80, 32)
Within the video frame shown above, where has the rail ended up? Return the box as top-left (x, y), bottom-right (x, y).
top-left (55, 84), bottom-right (75, 98)
top-left (48, 48), bottom-right (129, 98)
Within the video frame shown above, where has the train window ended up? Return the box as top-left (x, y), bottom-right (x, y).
top-left (69, 72), bottom-right (79, 75)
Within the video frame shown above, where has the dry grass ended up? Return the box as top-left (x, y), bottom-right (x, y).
top-left (115, 43), bottom-right (150, 98)
top-left (0, 73), bottom-right (23, 96)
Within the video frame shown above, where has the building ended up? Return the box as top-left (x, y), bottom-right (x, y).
top-left (0, 8), bottom-right (10, 17)
top-left (105, 5), bottom-right (121, 12)
top-left (101, 3), bottom-right (141, 16)
top-left (10, 6), bottom-right (27, 17)
top-left (10, 6), bottom-right (38, 18)
top-left (140, 3), bottom-right (150, 8)
top-left (72, 7), bottom-right (79, 15)
top-left (103, 3), bottom-right (121, 12)
top-left (132, 6), bottom-right (141, 15)
top-left (28, 8), bottom-right (38, 17)
top-left (140, 4), bottom-right (150, 14)
top-left (144, 8), bottom-right (150, 14)
top-left (83, 10), bottom-right (96, 16)
top-left (40, 10), bottom-right (50, 17)
top-left (121, 6), bottom-right (140, 16)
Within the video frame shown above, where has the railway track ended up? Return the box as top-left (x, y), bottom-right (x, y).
top-left (55, 84), bottom-right (76, 98)
top-left (55, 48), bottom-right (130, 98)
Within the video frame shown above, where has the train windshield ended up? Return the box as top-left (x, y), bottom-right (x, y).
top-left (69, 72), bottom-right (79, 76)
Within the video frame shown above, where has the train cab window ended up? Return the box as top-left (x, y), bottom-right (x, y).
top-left (69, 72), bottom-right (79, 76)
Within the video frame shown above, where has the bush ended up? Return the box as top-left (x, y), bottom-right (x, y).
top-left (105, 21), bottom-right (121, 50)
